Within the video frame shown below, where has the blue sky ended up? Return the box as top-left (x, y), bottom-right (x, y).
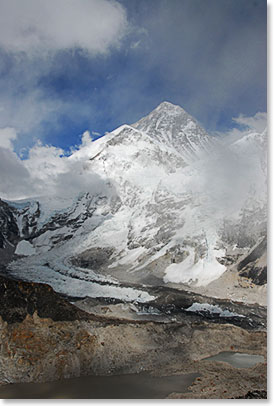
top-left (0, 0), bottom-right (267, 156)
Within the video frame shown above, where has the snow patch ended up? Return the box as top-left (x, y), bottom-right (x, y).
top-left (163, 244), bottom-right (226, 287)
top-left (54, 280), bottom-right (155, 303)
top-left (185, 303), bottom-right (244, 318)
top-left (15, 240), bottom-right (36, 256)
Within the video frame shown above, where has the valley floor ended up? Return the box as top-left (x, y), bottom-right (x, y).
top-left (0, 274), bottom-right (267, 399)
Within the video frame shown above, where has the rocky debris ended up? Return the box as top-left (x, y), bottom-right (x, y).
top-left (70, 277), bottom-right (267, 330)
top-left (0, 312), bottom-right (99, 383)
top-left (0, 275), bottom-right (266, 387)
top-left (166, 361), bottom-right (267, 399)
top-left (0, 311), bottom-right (266, 386)
top-left (234, 390), bottom-right (267, 399)
top-left (240, 265), bottom-right (267, 286)
top-left (0, 275), bottom-right (100, 324)
top-left (71, 247), bottom-right (114, 270)
top-left (144, 284), bottom-right (267, 330)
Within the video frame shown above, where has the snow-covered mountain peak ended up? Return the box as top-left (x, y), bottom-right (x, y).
top-left (132, 101), bottom-right (196, 132)
top-left (154, 101), bottom-right (186, 113)
top-left (68, 102), bottom-right (215, 172)
top-left (131, 102), bottom-right (214, 160)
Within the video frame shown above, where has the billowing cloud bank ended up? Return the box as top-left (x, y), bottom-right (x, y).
top-left (0, 131), bottom-right (106, 200)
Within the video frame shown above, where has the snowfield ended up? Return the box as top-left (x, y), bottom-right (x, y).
top-left (164, 245), bottom-right (226, 287)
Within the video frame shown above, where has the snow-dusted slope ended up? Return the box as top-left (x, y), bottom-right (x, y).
top-left (2, 102), bottom-right (267, 300)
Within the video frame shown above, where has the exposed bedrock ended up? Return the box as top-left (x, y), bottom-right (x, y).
top-left (237, 237), bottom-right (267, 285)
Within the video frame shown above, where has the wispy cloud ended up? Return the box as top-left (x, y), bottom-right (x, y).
top-left (0, 127), bottom-right (17, 150)
top-left (0, 148), bottom-right (31, 199)
top-left (232, 112), bottom-right (267, 133)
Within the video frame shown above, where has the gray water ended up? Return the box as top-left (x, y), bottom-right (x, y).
top-left (0, 372), bottom-right (199, 399)
top-left (204, 352), bottom-right (265, 369)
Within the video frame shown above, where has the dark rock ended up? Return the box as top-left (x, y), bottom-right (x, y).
top-left (0, 199), bottom-right (20, 265)
top-left (234, 390), bottom-right (267, 399)
top-left (71, 247), bottom-right (114, 270)
top-left (238, 237), bottom-right (267, 285)
top-left (0, 275), bottom-right (98, 324)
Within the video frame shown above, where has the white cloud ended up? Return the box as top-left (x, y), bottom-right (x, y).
top-left (232, 112), bottom-right (267, 132)
top-left (0, 131), bottom-right (108, 201)
top-left (91, 131), bottom-right (101, 138)
top-left (213, 111), bottom-right (267, 146)
top-left (200, 113), bottom-right (267, 218)
top-left (0, 147), bottom-right (32, 199)
top-left (24, 142), bottom-right (68, 183)
top-left (81, 131), bottom-right (93, 147)
top-left (0, 0), bottom-right (128, 55)
top-left (0, 127), bottom-right (17, 150)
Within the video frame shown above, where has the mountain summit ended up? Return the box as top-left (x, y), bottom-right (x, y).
top-left (132, 102), bottom-right (213, 159)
